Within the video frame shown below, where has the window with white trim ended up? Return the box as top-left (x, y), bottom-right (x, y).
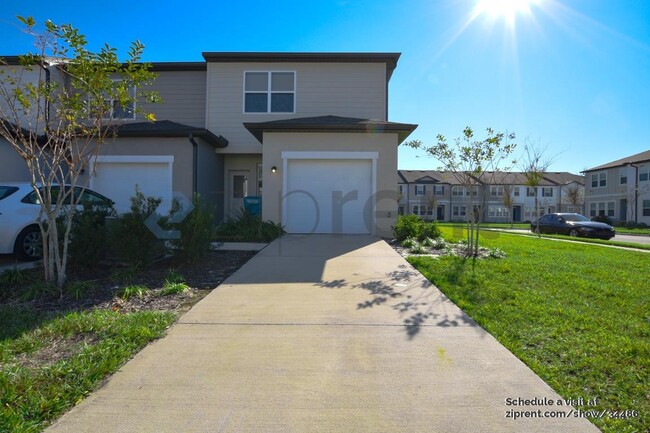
top-left (415, 185), bottom-right (426, 196)
top-left (452, 206), bottom-right (466, 217)
top-left (513, 187), bottom-right (520, 197)
top-left (452, 186), bottom-right (464, 196)
top-left (643, 200), bottom-right (650, 216)
top-left (419, 205), bottom-right (427, 216)
top-left (542, 187), bottom-right (553, 197)
top-left (412, 205), bottom-right (419, 215)
top-left (589, 202), bottom-right (597, 217)
top-left (591, 172), bottom-right (607, 188)
top-left (488, 206), bottom-right (509, 217)
top-left (434, 185), bottom-right (444, 195)
top-left (92, 80), bottom-right (136, 120)
top-left (244, 71), bottom-right (295, 113)
top-left (620, 173), bottom-right (627, 185)
top-left (526, 187), bottom-right (536, 197)
top-left (490, 186), bottom-right (504, 197)
top-left (640, 165), bottom-right (649, 182)
top-left (607, 201), bottom-right (615, 217)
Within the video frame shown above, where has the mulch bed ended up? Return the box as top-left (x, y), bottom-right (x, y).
top-left (1, 250), bottom-right (256, 314)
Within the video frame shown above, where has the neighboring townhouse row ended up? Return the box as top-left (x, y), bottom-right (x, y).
top-left (1, 52), bottom-right (417, 236)
top-left (583, 149), bottom-right (650, 225)
top-left (397, 170), bottom-right (585, 223)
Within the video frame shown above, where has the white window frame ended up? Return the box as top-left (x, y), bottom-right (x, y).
top-left (643, 200), bottom-right (650, 217)
top-left (92, 79), bottom-right (137, 120)
top-left (542, 187), bottom-right (553, 197)
top-left (434, 185), bottom-right (444, 195)
top-left (452, 186), bottom-right (464, 197)
top-left (415, 185), bottom-right (425, 196)
top-left (620, 173), bottom-right (627, 185)
top-left (490, 186), bottom-right (504, 197)
top-left (607, 201), bottom-right (615, 217)
top-left (639, 165), bottom-right (649, 182)
top-left (526, 187), bottom-right (536, 197)
top-left (513, 187), bottom-right (520, 197)
top-left (412, 205), bottom-right (420, 215)
top-left (243, 71), bottom-right (296, 114)
top-left (591, 172), bottom-right (607, 188)
top-left (452, 205), bottom-right (466, 217)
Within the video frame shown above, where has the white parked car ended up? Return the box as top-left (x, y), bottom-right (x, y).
top-left (0, 183), bottom-right (113, 260)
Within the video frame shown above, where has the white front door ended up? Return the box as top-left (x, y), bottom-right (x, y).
top-left (229, 170), bottom-right (249, 217)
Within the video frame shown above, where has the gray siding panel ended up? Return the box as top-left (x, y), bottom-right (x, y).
top-left (0, 139), bottom-right (30, 182)
top-left (138, 71), bottom-right (206, 128)
top-left (207, 62), bottom-right (387, 153)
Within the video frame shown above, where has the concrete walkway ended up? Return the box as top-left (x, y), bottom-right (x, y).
top-left (46, 235), bottom-right (599, 433)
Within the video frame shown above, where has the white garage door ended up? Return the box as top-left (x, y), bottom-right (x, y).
top-left (90, 156), bottom-right (173, 214)
top-left (285, 159), bottom-right (372, 234)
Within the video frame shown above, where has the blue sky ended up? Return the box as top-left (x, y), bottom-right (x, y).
top-left (1, 0), bottom-right (648, 174)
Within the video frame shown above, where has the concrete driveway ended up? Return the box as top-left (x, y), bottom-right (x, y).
top-left (46, 235), bottom-right (599, 433)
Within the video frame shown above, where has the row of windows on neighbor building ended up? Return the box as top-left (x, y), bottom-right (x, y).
top-left (402, 185), bottom-right (554, 197)
top-left (590, 167), bottom-right (650, 188)
top-left (589, 200), bottom-right (650, 218)
top-left (406, 205), bottom-right (565, 219)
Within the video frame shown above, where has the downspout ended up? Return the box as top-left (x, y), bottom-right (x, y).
top-left (188, 134), bottom-right (198, 196)
top-left (44, 66), bottom-right (51, 126)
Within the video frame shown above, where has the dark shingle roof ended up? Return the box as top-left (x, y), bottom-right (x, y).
top-left (583, 149), bottom-right (650, 172)
top-left (244, 115), bottom-right (417, 144)
top-left (398, 170), bottom-right (583, 186)
top-left (202, 52), bottom-right (401, 80)
top-left (116, 120), bottom-right (228, 148)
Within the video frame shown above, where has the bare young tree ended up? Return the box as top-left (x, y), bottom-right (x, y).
top-left (564, 183), bottom-right (584, 213)
top-left (518, 140), bottom-right (557, 237)
top-left (0, 17), bottom-right (159, 288)
top-left (408, 127), bottom-right (516, 256)
top-left (501, 184), bottom-right (515, 228)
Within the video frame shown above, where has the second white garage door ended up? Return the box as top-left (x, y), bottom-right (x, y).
top-left (90, 156), bottom-right (173, 214)
top-left (284, 159), bottom-right (373, 234)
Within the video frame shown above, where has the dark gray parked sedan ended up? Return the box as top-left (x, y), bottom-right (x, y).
top-left (530, 213), bottom-right (615, 240)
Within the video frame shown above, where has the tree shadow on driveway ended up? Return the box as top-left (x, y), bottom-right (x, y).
top-left (316, 263), bottom-right (479, 339)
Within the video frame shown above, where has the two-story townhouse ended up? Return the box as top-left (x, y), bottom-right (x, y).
top-left (397, 170), bottom-right (452, 220)
top-left (397, 170), bottom-right (584, 223)
top-left (583, 150), bottom-right (650, 225)
top-left (1, 52), bottom-right (417, 236)
top-left (0, 58), bottom-right (228, 216)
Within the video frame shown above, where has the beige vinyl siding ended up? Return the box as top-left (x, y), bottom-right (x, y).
top-left (586, 167), bottom-right (620, 196)
top-left (138, 71), bottom-right (206, 127)
top-left (207, 62), bottom-right (387, 153)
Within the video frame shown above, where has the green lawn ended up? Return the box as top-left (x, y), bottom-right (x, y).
top-left (439, 221), bottom-right (650, 236)
top-left (0, 307), bottom-right (175, 433)
top-left (408, 228), bottom-right (649, 433)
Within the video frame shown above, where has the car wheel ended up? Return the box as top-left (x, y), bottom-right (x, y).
top-left (14, 226), bottom-right (43, 261)
top-left (568, 229), bottom-right (579, 237)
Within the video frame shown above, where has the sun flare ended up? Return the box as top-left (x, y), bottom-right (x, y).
top-left (474, 0), bottom-right (539, 23)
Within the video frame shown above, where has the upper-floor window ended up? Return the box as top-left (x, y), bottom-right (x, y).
top-left (434, 185), bottom-right (444, 195)
top-left (513, 187), bottom-right (520, 197)
top-left (91, 80), bottom-right (136, 120)
top-left (415, 185), bottom-right (425, 196)
top-left (244, 71), bottom-right (295, 113)
top-left (526, 187), bottom-right (536, 197)
top-left (640, 165), bottom-right (649, 182)
top-left (490, 186), bottom-right (503, 197)
top-left (542, 187), bottom-right (553, 197)
top-left (452, 186), bottom-right (463, 196)
top-left (620, 174), bottom-right (627, 185)
top-left (398, 185), bottom-right (404, 194)
top-left (591, 172), bottom-right (606, 188)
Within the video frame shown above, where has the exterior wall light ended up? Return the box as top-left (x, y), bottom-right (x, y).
top-left (271, 166), bottom-right (277, 173)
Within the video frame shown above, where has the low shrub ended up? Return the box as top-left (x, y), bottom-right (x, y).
top-left (591, 215), bottom-right (613, 225)
top-left (107, 187), bottom-right (167, 267)
top-left (215, 209), bottom-right (285, 242)
top-left (169, 194), bottom-right (216, 263)
top-left (118, 285), bottom-right (149, 301)
top-left (393, 214), bottom-right (442, 242)
top-left (66, 201), bottom-right (116, 269)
